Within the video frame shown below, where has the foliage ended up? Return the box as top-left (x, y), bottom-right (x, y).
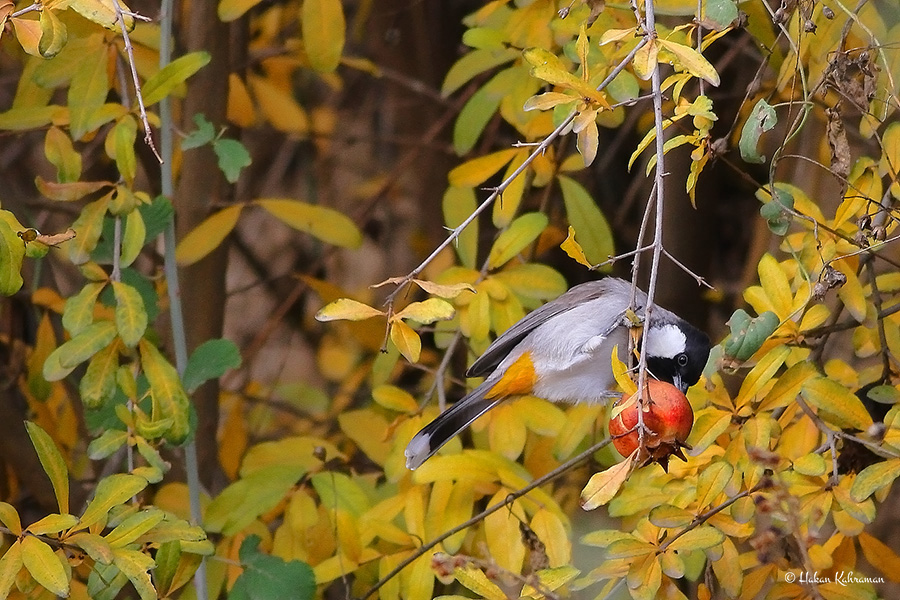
top-left (1, 0), bottom-right (900, 598)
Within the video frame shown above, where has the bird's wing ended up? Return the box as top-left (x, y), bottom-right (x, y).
top-left (466, 278), bottom-right (643, 377)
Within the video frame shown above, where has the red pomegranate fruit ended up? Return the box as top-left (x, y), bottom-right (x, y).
top-left (608, 379), bottom-right (694, 471)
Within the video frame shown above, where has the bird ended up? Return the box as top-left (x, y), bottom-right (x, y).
top-left (404, 277), bottom-right (711, 470)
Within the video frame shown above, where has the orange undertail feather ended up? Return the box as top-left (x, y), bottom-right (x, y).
top-left (485, 351), bottom-right (537, 400)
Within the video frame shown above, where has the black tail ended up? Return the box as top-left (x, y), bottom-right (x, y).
top-left (405, 382), bottom-right (500, 469)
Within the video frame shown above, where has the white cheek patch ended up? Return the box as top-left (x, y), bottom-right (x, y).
top-left (646, 324), bottom-right (686, 358)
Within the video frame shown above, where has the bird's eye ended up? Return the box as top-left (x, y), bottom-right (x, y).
top-left (677, 353), bottom-right (689, 367)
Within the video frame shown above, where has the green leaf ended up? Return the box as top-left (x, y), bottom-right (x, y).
top-left (205, 466), bottom-right (306, 535)
top-left (87, 429), bottom-right (129, 460)
top-left (705, 0), bottom-right (739, 30)
top-left (112, 281), bottom-right (147, 347)
top-left (487, 212), bottom-right (548, 269)
top-left (141, 52), bottom-right (211, 106)
top-left (801, 377), bottom-right (874, 431)
top-left (453, 68), bottom-right (519, 155)
top-left (120, 209), bottom-right (146, 268)
top-left (139, 340), bottom-right (190, 444)
top-left (112, 116), bottom-right (137, 185)
top-left (310, 472), bottom-right (369, 516)
top-left (80, 473), bottom-right (148, 528)
top-left (39, 8), bottom-right (67, 57)
top-left (559, 176), bottom-right (614, 265)
top-left (53, 320), bottom-right (117, 370)
top-left (112, 548), bottom-right (156, 600)
top-left (255, 198), bottom-right (362, 249)
top-left (21, 536), bottom-right (69, 597)
top-left (301, 0), bottom-right (345, 73)
top-left (851, 459), bottom-right (900, 501)
top-left (63, 282), bottom-right (105, 335)
top-left (739, 99), bottom-right (777, 164)
top-left (212, 138), bottom-right (252, 183)
top-left (181, 114), bottom-right (216, 150)
top-left (230, 535), bottom-right (315, 600)
top-left (441, 47), bottom-right (519, 96)
top-left (105, 508), bottom-right (165, 548)
top-left (80, 341), bottom-right (120, 408)
top-left (723, 309), bottom-right (779, 361)
top-left (759, 187), bottom-right (793, 236)
top-left (182, 338), bottom-right (242, 394)
top-left (175, 203), bottom-right (244, 267)
top-left (442, 186), bottom-right (478, 269)
top-left (68, 532), bottom-right (113, 564)
top-left (0, 218), bottom-right (26, 296)
top-left (26, 513), bottom-right (79, 536)
top-left (25, 421), bottom-right (69, 514)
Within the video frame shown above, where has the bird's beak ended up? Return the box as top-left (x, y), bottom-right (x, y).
top-left (673, 374), bottom-right (688, 395)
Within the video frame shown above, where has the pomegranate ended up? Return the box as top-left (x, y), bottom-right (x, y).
top-left (608, 379), bottom-right (694, 471)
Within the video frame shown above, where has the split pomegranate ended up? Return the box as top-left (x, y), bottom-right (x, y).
top-left (608, 379), bottom-right (694, 471)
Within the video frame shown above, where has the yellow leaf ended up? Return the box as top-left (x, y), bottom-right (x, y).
top-left (733, 344), bottom-right (790, 406)
top-left (394, 298), bottom-right (455, 324)
top-left (255, 198), bottom-right (362, 248)
top-left (120, 209), bottom-right (145, 268)
top-left (67, 0), bottom-right (134, 30)
top-left (581, 453), bottom-right (635, 510)
top-left (758, 360), bottom-right (818, 412)
top-left (576, 118), bottom-right (599, 167)
top-left (530, 508), bottom-right (570, 567)
top-left (695, 461), bottom-right (733, 509)
top-left (248, 74), bottom-right (309, 135)
top-left (666, 525), bottom-right (725, 553)
top-left (25, 422), bottom-right (69, 514)
top-left (12, 17), bottom-right (41, 57)
top-left (757, 253), bottom-right (792, 319)
top-left (450, 561), bottom-right (507, 600)
top-left (69, 194), bottom-right (111, 265)
top-left (315, 298), bottom-right (384, 322)
top-left (227, 73), bottom-right (256, 127)
top-left (301, 0), bottom-right (345, 73)
top-left (21, 537), bottom-right (68, 596)
top-left (801, 377), bottom-right (874, 431)
top-left (141, 51), bottom-right (210, 106)
top-left (493, 149), bottom-right (528, 228)
top-left (834, 260), bottom-right (867, 322)
top-left (218, 0), bottom-right (265, 21)
top-left (372, 384), bottom-right (418, 413)
top-left (390, 320), bottom-right (421, 363)
top-left (0, 502), bottom-right (21, 537)
top-left (448, 148), bottom-right (518, 187)
top-left (0, 541), bottom-right (22, 599)
top-left (858, 531), bottom-right (900, 582)
top-left (139, 340), bottom-right (190, 443)
top-left (485, 489), bottom-right (526, 572)
top-left (175, 204), bottom-right (243, 266)
top-left (411, 279), bottom-right (475, 298)
top-left (658, 39), bottom-right (720, 86)
top-left (560, 227), bottom-right (592, 268)
top-left (632, 38), bottom-right (659, 81)
top-left (523, 91), bottom-right (577, 111)
top-left (112, 281), bottom-right (147, 348)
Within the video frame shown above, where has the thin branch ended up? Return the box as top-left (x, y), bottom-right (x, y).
top-left (109, 0), bottom-right (162, 163)
top-left (382, 36), bottom-right (650, 308)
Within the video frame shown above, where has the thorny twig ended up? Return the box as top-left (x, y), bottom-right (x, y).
top-left (109, 0), bottom-right (162, 163)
